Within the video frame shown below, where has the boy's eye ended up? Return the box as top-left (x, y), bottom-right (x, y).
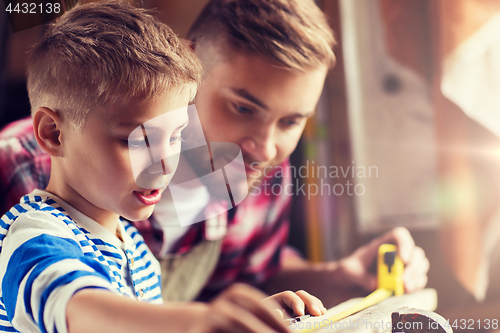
top-left (170, 135), bottom-right (183, 145)
top-left (125, 139), bottom-right (146, 149)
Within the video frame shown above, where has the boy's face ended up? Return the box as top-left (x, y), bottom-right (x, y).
top-left (191, 48), bottom-right (327, 191)
top-left (58, 90), bottom-right (190, 223)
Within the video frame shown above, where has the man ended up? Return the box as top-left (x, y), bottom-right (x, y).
top-left (0, 0), bottom-right (428, 310)
top-left (159, 0), bottom-right (429, 306)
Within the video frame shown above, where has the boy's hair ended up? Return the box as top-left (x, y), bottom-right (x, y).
top-left (27, 1), bottom-right (202, 130)
top-left (187, 0), bottom-right (336, 71)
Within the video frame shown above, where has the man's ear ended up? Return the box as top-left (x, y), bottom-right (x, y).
top-left (33, 107), bottom-right (63, 157)
top-left (180, 37), bottom-right (195, 51)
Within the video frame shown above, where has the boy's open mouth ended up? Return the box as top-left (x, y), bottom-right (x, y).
top-left (134, 189), bottom-right (161, 205)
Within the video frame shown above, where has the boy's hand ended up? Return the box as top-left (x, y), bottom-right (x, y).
top-left (189, 283), bottom-right (290, 333)
top-left (264, 290), bottom-right (328, 318)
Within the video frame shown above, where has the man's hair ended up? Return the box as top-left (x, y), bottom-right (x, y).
top-left (187, 0), bottom-right (336, 71)
top-left (27, 1), bottom-right (202, 130)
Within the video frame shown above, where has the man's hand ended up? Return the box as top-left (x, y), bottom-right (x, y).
top-left (338, 227), bottom-right (429, 293)
top-left (264, 290), bottom-right (328, 318)
top-left (189, 283), bottom-right (290, 333)
top-left (264, 227), bottom-right (429, 307)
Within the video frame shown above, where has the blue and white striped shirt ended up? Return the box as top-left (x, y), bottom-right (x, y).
top-left (0, 190), bottom-right (162, 333)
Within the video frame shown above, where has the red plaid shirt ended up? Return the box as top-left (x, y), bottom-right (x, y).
top-left (0, 117), bottom-right (297, 301)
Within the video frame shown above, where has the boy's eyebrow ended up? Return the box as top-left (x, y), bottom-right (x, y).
top-left (116, 121), bottom-right (143, 130)
top-left (117, 122), bottom-right (161, 131)
top-left (116, 120), bottom-right (189, 132)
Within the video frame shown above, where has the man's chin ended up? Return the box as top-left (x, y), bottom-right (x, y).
top-left (200, 175), bottom-right (259, 205)
top-left (247, 175), bottom-right (264, 194)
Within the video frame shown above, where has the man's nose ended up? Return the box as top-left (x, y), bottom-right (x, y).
top-left (240, 127), bottom-right (277, 163)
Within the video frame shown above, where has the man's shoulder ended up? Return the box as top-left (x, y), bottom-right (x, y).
top-left (0, 117), bottom-right (34, 140)
top-left (0, 118), bottom-right (51, 216)
top-left (0, 117), bottom-right (45, 156)
top-left (0, 116), bottom-right (49, 176)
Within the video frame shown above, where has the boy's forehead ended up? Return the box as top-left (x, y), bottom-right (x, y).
top-left (97, 92), bottom-right (192, 129)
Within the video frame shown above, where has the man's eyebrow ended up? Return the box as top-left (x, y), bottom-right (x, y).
top-left (231, 88), bottom-right (268, 110)
top-left (231, 88), bottom-right (315, 118)
top-left (288, 111), bottom-right (315, 118)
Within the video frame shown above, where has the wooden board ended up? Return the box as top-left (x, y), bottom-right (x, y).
top-left (290, 289), bottom-right (442, 332)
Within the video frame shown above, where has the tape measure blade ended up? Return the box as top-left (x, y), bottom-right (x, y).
top-left (327, 288), bottom-right (392, 323)
top-left (297, 289), bottom-right (392, 333)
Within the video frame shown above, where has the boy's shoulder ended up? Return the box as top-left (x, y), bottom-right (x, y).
top-left (2, 191), bottom-right (73, 223)
top-left (0, 191), bottom-right (80, 251)
top-left (0, 191), bottom-right (163, 302)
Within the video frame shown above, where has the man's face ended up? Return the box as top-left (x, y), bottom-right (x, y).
top-left (58, 89), bottom-right (190, 223)
top-left (192, 48), bottom-right (327, 191)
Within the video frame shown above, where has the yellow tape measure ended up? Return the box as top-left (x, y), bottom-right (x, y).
top-left (297, 244), bottom-right (404, 333)
top-left (377, 243), bottom-right (404, 296)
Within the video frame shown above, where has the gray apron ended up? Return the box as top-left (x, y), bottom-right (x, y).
top-left (159, 214), bottom-right (227, 302)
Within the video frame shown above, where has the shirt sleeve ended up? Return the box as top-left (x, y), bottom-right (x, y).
top-left (0, 211), bottom-right (114, 333)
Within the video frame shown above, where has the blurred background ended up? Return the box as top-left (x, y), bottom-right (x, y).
top-left (1, 0), bottom-right (500, 331)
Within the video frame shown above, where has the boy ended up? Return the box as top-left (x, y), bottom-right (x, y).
top-left (0, 2), bottom-right (325, 333)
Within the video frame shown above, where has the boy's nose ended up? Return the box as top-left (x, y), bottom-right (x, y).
top-left (146, 160), bottom-right (164, 175)
top-left (146, 155), bottom-right (177, 175)
top-left (161, 156), bottom-right (177, 175)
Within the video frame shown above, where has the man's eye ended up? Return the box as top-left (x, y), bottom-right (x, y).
top-left (281, 118), bottom-right (299, 127)
top-left (233, 104), bottom-right (254, 115)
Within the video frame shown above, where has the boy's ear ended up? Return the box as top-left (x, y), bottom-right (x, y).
top-left (33, 107), bottom-right (63, 157)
